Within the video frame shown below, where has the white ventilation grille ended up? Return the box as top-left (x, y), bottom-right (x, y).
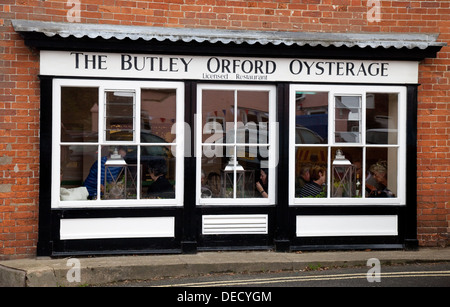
top-left (202, 214), bottom-right (268, 235)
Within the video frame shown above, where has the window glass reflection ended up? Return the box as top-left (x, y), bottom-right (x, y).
top-left (58, 84), bottom-right (181, 204)
top-left (105, 91), bottom-right (135, 142)
top-left (366, 93), bottom-right (398, 144)
top-left (140, 145), bottom-right (175, 199)
top-left (237, 91), bottom-right (269, 145)
top-left (201, 89), bottom-right (272, 200)
top-left (335, 95), bottom-right (361, 143)
top-left (295, 92), bottom-right (328, 144)
top-left (61, 87), bottom-right (98, 142)
top-left (141, 89), bottom-right (177, 143)
top-left (202, 90), bottom-right (234, 143)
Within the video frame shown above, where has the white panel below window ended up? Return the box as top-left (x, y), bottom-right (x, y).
top-left (296, 215), bottom-right (397, 237)
top-left (202, 214), bottom-right (268, 235)
top-left (60, 217), bottom-right (175, 240)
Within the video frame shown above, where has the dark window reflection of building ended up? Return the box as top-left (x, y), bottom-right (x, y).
top-left (61, 87), bottom-right (99, 142)
top-left (295, 92), bottom-right (328, 144)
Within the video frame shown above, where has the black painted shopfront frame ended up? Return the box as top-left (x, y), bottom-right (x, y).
top-left (25, 25), bottom-right (432, 257)
top-left (37, 76), bottom-right (419, 256)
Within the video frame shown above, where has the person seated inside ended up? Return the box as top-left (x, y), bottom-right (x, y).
top-left (298, 165), bottom-right (326, 198)
top-left (200, 171), bottom-right (212, 198)
top-left (207, 172), bottom-right (222, 197)
top-left (201, 171), bottom-right (221, 198)
top-left (146, 160), bottom-right (174, 198)
top-left (366, 161), bottom-right (395, 198)
top-left (83, 147), bottom-right (127, 199)
top-left (255, 168), bottom-right (268, 198)
top-left (295, 163), bottom-right (311, 196)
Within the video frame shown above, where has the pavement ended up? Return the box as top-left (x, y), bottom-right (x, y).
top-left (1, 247), bottom-right (449, 287)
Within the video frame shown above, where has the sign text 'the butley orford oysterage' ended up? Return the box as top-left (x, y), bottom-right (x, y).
top-left (39, 51), bottom-right (419, 84)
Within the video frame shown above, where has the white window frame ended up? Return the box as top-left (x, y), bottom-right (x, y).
top-left (52, 79), bottom-right (184, 208)
top-left (196, 84), bottom-right (277, 206)
top-left (289, 84), bottom-right (406, 206)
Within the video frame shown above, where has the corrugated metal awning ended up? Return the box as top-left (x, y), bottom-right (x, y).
top-left (12, 19), bottom-right (445, 50)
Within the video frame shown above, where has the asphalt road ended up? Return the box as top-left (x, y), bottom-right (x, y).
top-left (101, 261), bottom-right (450, 288)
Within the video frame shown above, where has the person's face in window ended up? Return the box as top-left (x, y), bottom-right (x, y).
top-left (373, 171), bottom-right (386, 185)
top-left (301, 170), bottom-right (310, 182)
top-left (260, 170), bottom-right (267, 185)
top-left (317, 171), bottom-right (326, 185)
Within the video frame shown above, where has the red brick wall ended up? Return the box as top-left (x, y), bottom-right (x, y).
top-left (0, 0), bottom-right (449, 259)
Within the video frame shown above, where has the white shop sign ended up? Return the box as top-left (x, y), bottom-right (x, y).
top-left (40, 50), bottom-right (419, 84)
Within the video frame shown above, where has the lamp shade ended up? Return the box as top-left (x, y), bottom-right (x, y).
top-left (224, 155), bottom-right (244, 171)
top-left (332, 149), bottom-right (351, 165)
top-left (105, 148), bottom-right (127, 165)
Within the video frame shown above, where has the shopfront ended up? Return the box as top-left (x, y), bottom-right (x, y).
top-left (13, 20), bottom-right (445, 256)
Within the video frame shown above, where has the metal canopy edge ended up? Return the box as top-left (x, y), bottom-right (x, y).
top-left (12, 19), bottom-right (446, 50)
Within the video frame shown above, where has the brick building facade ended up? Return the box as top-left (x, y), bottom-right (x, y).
top-left (0, 0), bottom-right (449, 259)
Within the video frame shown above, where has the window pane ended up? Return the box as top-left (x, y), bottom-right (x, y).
top-left (295, 146), bottom-right (327, 198)
top-left (141, 89), bottom-right (176, 143)
top-left (105, 91), bottom-right (135, 141)
top-left (331, 147), bottom-right (362, 198)
top-left (78, 145), bottom-right (137, 199)
top-left (366, 93), bottom-right (398, 144)
top-left (201, 146), bottom-right (229, 198)
top-left (201, 146), bottom-right (265, 199)
top-left (237, 91), bottom-right (269, 144)
top-left (61, 87), bottom-right (98, 142)
top-left (295, 92), bottom-right (328, 144)
top-left (202, 90), bottom-right (234, 143)
top-left (366, 148), bottom-right (397, 198)
top-left (201, 145), bottom-right (269, 199)
top-left (141, 145), bottom-right (175, 199)
top-left (201, 169), bottom-right (222, 198)
top-left (60, 145), bottom-right (97, 201)
top-left (101, 146), bottom-right (137, 200)
top-left (236, 146), bottom-right (267, 198)
top-left (335, 96), bottom-right (361, 143)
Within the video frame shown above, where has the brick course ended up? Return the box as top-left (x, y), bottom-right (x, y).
top-left (0, 0), bottom-right (449, 259)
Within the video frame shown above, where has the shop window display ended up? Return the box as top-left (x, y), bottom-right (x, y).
top-left (198, 85), bottom-right (276, 205)
top-left (56, 81), bottom-right (182, 206)
top-left (291, 86), bottom-right (404, 203)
